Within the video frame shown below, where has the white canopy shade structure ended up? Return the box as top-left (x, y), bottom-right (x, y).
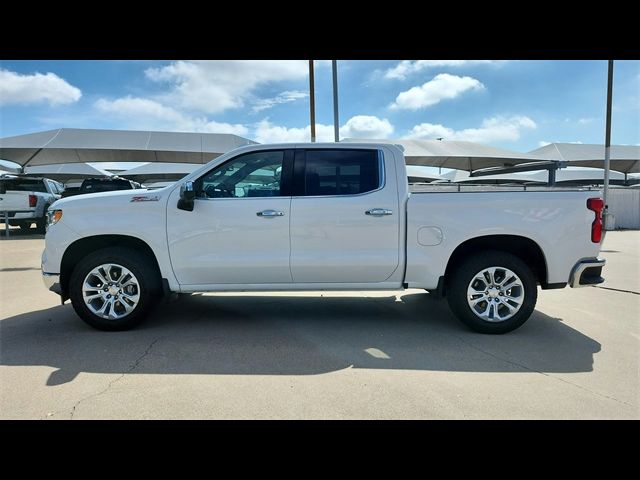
top-left (443, 167), bottom-right (628, 185)
top-left (24, 163), bottom-right (112, 182)
top-left (445, 171), bottom-right (542, 184)
top-left (342, 138), bottom-right (550, 171)
top-left (406, 165), bottom-right (442, 182)
top-left (529, 143), bottom-right (640, 174)
top-left (0, 128), bottom-right (257, 168)
top-left (120, 162), bottom-right (200, 183)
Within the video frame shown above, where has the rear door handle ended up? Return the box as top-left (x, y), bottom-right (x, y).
top-left (257, 209), bottom-right (285, 217)
top-left (365, 208), bottom-right (393, 216)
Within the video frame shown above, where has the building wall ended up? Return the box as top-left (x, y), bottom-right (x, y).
top-left (608, 188), bottom-right (640, 229)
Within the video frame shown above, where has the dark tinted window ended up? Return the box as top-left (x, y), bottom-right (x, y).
top-left (80, 179), bottom-right (134, 193)
top-left (0, 179), bottom-right (47, 192)
top-left (304, 150), bottom-right (380, 196)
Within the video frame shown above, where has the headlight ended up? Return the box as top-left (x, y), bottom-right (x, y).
top-left (46, 209), bottom-right (63, 227)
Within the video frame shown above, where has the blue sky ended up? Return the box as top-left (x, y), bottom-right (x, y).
top-left (1, 60), bottom-right (638, 156)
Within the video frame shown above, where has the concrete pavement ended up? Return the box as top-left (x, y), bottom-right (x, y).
top-left (1, 229), bottom-right (638, 419)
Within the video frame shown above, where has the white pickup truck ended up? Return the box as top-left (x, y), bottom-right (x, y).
top-left (41, 143), bottom-right (606, 333)
top-left (0, 176), bottom-right (63, 232)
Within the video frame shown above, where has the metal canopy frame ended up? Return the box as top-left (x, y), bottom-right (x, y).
top-left (468, 161), bottom-right (568, 186)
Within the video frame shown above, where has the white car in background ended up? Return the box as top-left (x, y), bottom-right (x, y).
top-left (0, 175), bottom-right (63, 232)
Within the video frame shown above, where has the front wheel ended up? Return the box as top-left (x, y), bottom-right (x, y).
top-left (69, 247), bottom-right (161, 331)
top-left (447, 251), bottom-right (538, 334)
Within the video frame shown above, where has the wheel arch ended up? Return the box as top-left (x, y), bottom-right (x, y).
top-left (60, 234), bottom-right (162, 296)
top-left (444, 234), bottom-right (549, 291)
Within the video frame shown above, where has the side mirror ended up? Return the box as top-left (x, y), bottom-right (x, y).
top-left (177, 181), bottom-right (195, 211)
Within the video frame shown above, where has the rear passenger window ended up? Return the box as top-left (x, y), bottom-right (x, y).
top-left (304, 150), bottom-right (380, 196)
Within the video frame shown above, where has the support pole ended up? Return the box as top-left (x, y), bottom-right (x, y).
top-left (309, 60), bottom-right (316, 143)
top-left (603, 60), bottom-right (614, 227)
top-left (332, 60), bottom-right (339, 142)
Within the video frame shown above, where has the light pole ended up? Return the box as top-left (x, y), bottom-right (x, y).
top-left (603, 60), bottom-right (614, 228)
top-left (309, 60), bottom-right (316, 143)
top-left (332, 60), bottom-right (339, 142)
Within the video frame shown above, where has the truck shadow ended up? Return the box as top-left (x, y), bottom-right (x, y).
top-left (0, 292), bottom-right (601, 386)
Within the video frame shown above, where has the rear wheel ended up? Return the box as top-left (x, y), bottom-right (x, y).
top-left (447, 251), bottom-right (537, 334)
top-left (69, 247), bottom-right (161, 331)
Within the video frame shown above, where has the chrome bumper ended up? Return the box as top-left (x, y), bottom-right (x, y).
top-left (42, 271), bottom-right (62, 295)
top-left (569, 258), bottom-right (606, 288)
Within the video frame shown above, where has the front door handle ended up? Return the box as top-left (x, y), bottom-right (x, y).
top-left (365, 208), bottom-right (393, 216)
top-left (257, 209), bottom-right (285, 217)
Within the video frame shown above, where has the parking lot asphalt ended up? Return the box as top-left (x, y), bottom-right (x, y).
top-left (1, 228), bottom-right (638, 419)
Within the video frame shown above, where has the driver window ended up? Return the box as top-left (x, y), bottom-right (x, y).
top-left (197, 151), bottom-right (284, 199)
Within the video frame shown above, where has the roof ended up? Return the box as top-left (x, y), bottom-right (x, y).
top-left (0, 128), bottom-right (257, 167)
top-left (529, 143), bottom-right (640, 173)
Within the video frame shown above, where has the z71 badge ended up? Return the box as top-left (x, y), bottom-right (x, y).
top-left (130, 195), bottom-right (160, 202)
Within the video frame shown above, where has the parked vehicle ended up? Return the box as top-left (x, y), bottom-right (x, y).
top-left (61, 177), bottom-right (141, 198)
top-left (0, 175), bottom-right (63, 232)
top-left (41, 143), bottom-right (606, 333)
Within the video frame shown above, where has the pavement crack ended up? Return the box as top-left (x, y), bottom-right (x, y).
top-left (457, 337), bottom-right (635, 408)
top-left (591, 285), bottom-right (640, 295)
top-left (68, 337), bottom-right (161, 420)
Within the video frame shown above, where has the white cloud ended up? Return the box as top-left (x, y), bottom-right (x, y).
top-left (145, 60), bottom-right (309, 114)
top-left (253, 115), bottom-right (394, 143)
top-left (538, 140), bottom-right (551, 147)
top-left (341, 115), bottom-right (394, 138)
top-left (390, 74), bottom-right (484, 110)
top-left (384, 60), bottom-right (501, 80)
top-left (251, 90), bottom-right (308, 113)
top-left (578, 117), bottom-right (594, 124)
top-left (254, 120), bottom-right (329, 143)
top-left (406, 115), bottom-right (537, 143)
top-left (94, 96), bottom-right (248, 135)
top-left (0, 69), bottom-right (81, 106)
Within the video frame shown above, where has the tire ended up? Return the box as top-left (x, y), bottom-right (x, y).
top-left (34, 217), bottom-right (46, 233)
top-left (17, 221), bottom-right (33, 231)
top-left (69, 247), bottom-right (162, 331)
top-left (446, 250), bottom-right (538, 334)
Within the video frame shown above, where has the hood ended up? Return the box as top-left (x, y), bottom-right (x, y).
top-left (51, 186), bottom-right (172, 210)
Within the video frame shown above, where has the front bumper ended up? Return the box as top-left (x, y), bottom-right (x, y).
top-left (42, 271), bottom-right (62, 295)
top-left (569, 258), bottom-right (606, 288)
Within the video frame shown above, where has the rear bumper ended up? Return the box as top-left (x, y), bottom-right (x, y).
top-left (0, 211), bottom-right (38, 221)
top-left (569, 258), bottom-right (606, 288)
top-left (42, 271), bottom-right (62, 295)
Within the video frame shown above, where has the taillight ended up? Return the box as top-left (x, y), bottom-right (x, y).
top-left (587, 197), bottom-right (604, 243)
top-left (28, 194), bottom-right (37, 207)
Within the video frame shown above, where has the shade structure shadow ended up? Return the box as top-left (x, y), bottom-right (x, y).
top-left (0, 292), bottom-right (601, 386)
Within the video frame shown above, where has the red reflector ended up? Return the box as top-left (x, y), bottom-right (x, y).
top-left (28, 194), bottom-right (37, 207)
top-left (587, 197), bottom-right (604, 243)
top-left (587, 198), bottom-right (604, 212)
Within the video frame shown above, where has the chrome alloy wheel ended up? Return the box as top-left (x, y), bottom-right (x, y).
top-left (82, 263), bottom-right (140, 320)
top-left (466, 266), bottom-right (524, 322)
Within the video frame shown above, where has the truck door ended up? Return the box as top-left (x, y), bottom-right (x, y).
top-left (167, 149), bottom-right (293, 286)
top-left (289, 148), bottom-right (400, 283)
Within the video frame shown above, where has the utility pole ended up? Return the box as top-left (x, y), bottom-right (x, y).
top-left (332, 60), bottom-right (339, 142)
top-left (603, 60), bottom-right (614, 228)
top-left (309, 60), bottom-right (316, 142)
